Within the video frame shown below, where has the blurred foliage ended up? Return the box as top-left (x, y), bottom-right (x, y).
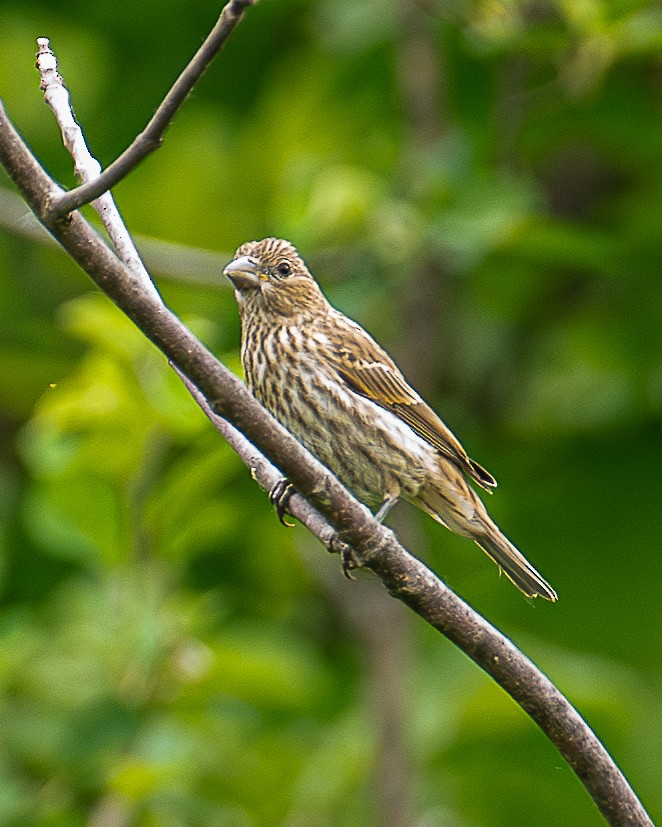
top-left (1, 0), bottom-right (661, 824)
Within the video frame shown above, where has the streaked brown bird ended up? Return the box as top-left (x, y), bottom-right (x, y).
top-left (224, 237), bottom-right (557, 601)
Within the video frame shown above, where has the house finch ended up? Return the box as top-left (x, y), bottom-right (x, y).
top-left (224, 238), bottom-right (557, 601)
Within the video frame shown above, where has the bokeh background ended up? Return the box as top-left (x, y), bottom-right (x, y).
top-left (1, 0), bottom-right (661, 825)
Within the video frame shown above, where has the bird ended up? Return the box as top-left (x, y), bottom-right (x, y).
top-left (224, 237), bottom-right (557, 601)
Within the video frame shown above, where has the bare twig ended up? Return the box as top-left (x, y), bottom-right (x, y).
top-left (0, 104), bottom-right (653, 827)
top-left (36, 37), bottom-right (160, 299)
top-left (41, 0), bottom-right (254, 222)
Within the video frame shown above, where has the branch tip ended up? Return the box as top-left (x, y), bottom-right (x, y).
top-left (230, 0), bottom-right (256, 13)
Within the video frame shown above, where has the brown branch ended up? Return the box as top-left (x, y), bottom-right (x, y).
top-left (41, 0), bottom-right (254, 222)
top-left (174, 366), bottom-right (350, 558)
top-left (0, 103), bottom-right (653, 827)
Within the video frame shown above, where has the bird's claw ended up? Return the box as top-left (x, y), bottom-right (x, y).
top-left (269, 478), bottom-right (361, 578)
top-left (269, 478), bottom-right (295, 527)
top-left (341, 547), bottom-right (359, 579)
top-left (328, 536), bottom-right (360, 579)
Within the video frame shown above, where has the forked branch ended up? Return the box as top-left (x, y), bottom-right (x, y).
top-left (41, 0), bottom-right (254, 222)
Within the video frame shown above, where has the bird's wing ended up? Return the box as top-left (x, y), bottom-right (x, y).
top-left (334, 322), bottom-right (496, 491)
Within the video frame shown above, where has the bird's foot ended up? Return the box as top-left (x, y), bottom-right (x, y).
top-left (328, 536), bottom-right (361, 580)
top-left (269, 478), bottom-right (295, 527)
top-left (270, 478), bottom-right (361, 578)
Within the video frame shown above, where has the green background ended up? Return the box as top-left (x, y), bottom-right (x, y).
top-left (1, 0), bottom-right (661, 824)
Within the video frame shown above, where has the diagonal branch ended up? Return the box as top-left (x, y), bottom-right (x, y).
top-left (0, 104), bottom-right (653, 827)
top-left (174, 365), bottom-right (351, 559)
top-left (41, 0), bottom-right (254, 222)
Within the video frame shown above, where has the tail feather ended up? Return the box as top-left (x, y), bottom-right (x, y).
top-left (476, 530), bottom-right (557, 602)
top-left (414, 477), bottom-right (557, 601)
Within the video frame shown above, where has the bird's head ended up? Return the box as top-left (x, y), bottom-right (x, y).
top-left (224, 238), bottom-right (328, 321)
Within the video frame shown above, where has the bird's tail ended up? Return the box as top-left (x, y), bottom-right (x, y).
top-left (415, 478), bottom-right (557, 601)
top-left (475, 529), bottom-right (557, 602)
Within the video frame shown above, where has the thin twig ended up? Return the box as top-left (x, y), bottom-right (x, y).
top-left (36, 38), bottom-right (160, 300)
top-left (0, 105), bottom-right (653, 827)
top-left (42, 0), bottom-right (254, 222)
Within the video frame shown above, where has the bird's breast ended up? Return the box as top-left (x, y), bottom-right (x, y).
top-left (240, 322), bottom-right (436, 505)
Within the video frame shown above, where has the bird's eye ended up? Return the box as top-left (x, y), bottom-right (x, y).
top-left (276, 261), bottom-right (292, 277)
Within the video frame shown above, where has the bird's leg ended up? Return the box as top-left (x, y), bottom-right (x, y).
top-left (270, 478), bottom-right (360, 578)
top-left (269, 478), bottom-right (295, 527)
top-left (374, 496), bottom-right (397, 523)
top-left (328, 535), bottom-right (360, 579)
top-left (335, 497), bottom-right (396, 577)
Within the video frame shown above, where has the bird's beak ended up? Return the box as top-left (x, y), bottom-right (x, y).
top-left (224, 255), bottom-right (262, 290)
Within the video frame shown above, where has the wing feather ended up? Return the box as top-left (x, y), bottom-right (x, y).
top-left (333, 323), bottom-right (496, 491)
